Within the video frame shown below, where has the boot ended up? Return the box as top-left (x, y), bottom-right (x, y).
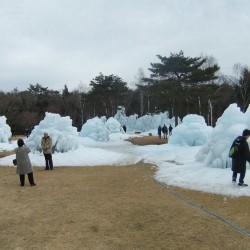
top-left (28, 172), bottom-right (36, 186)
top-left (19, 174), bottom-right (25, 186)
top-left (238, 182), bottom-right (248, 187)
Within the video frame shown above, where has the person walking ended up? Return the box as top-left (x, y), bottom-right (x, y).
top-left (230, 129), bottom-right (250, 186)
top-left (15, 139), bottom-right (36, 186)
top-left (41, 132), bottom-right (53, 170)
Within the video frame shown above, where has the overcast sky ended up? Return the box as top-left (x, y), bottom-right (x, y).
top-left (0, 0), bottom-right (250, 92)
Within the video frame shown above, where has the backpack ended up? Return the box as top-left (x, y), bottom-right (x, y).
top-left (229, 141), bottom-right (241, 158)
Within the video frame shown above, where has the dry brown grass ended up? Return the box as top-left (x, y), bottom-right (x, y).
top-left (0, 136), bottom-right (249, 249)
top-left (126, 135), bottom-right (168, 145)
top-left (11, 135), bottom-right (26, 141)
top-left (0, 150), bottom-right (15, 158)
top-left (0, 164), bottom-right (249, 250)
top-left (0, 135), bottom-right (26, 158)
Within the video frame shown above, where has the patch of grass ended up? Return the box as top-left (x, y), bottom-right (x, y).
top-left (0, 151), bottom-right (14, 158)
top-left (11, 135), bottom-right (26, 141)
top-left (126, 135), bottom-right (168, 145)
top-left (0, 164), bottom-right (249, 249)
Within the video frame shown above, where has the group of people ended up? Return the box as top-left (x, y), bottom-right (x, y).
top-left (14, 128), bottom-right (249, 188)
top-left (158, 124), bottom-right (173, 139)
top-left (15, 132), bottom-right (53, 186)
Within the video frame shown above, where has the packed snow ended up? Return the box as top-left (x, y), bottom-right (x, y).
top-left (196, 103), bottom-right (250, 169)
top-left (114, 107), bottom-right (177, 132)
top-left (25, 112), bottom-right (79, 153)
top-left (80, 116), bottom-right (110, 141)
top-left (168, 114), bottom-right (212, 146)
top-left (0, 104), bottom-right (249, 197)
top-left (0, 116), bottom-right (12, 143)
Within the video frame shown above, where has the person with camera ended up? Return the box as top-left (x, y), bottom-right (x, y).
top-left (14, 139), bottom-right (36, 186)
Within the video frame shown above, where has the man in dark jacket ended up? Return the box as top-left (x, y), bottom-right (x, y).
top-left (231, 129), bottom-right (250, 186)
top-left (162, 124), bottom-right (168, 139)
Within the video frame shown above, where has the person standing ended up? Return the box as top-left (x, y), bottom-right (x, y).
top-left (15, 139), bottom-right (36, 186)
top-left (158, 125), bottom-right (162, 139)
top-left (162, 124), bottom-right (168, 139)
top-left (123, 125), bottom-right (127, 133)
top-left (41, 132), bottom-right (53, 170)
top-left (230, 129), bottom-right (250, 186)
top-left (169, 125), bottom-right (173, 136)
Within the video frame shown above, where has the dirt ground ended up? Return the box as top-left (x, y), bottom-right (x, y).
top-left (0, 136), bottom-right (249, 250)
top-left (126, 135), bottom-right (168, 145)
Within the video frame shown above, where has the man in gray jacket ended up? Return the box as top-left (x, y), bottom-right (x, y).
top-left (41, 132), bottom-right (53, 170)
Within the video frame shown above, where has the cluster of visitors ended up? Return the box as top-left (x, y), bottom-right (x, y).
top-left (14, 132), bottom-right (54, 186)
top-left (158, 124), bottom-right (173, 139)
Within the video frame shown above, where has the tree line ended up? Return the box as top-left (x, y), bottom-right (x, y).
top-left (1, 51), bottom-right (250, 135)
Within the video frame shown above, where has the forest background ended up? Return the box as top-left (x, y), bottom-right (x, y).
top-left (1, 51), bottom-right (249, 134)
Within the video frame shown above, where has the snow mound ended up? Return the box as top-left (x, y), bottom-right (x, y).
top-left (26, 112), bottom-right (79, 152)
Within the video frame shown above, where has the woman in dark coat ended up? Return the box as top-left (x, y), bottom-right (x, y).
top-left (231, 129), bottom-right (250, 186)
top-left (15, 139), bottom-right (36, 186)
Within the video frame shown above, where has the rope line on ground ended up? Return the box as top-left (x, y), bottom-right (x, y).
top-left (165, 183), bottom-right (250, 238)
top-left (141, 162), bottom-right (250, 239)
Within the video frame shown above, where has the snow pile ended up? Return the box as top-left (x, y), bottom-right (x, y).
top-left (114, 106), bottom-right (176, 132)
top-left (196, 103), bottom-right (249, 169)
top-left (133, 112), bottom-right (173, 132)
top-left (105, 117), bottom-right (122, 133)
top-left (126, 114), bottom-right (138, 131)
top-left (169, 114), bottom-right (212, 146)
top-left (114, 106), bottom-right (127, 128)
top-left (0, 116), bottom-right (12, 143)
top-left (25, 112), bottom-right (79, 152)
top-left (80, 117), bottom-right (109, 141)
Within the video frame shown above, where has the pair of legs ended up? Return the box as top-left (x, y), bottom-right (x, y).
top-left (19, 172), bottom-right (36, 186)
top-left (44, 154), bottom-right (53, 170)
top-left (232, 169), bottom-right (246, 184)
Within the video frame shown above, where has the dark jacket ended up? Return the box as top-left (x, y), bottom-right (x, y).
top-left (158, 126), bottom-right (161, 135)
top-left (231, 136), bottom-right (250, 173)
top-left (162, 125), bottom-right (168, 134)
